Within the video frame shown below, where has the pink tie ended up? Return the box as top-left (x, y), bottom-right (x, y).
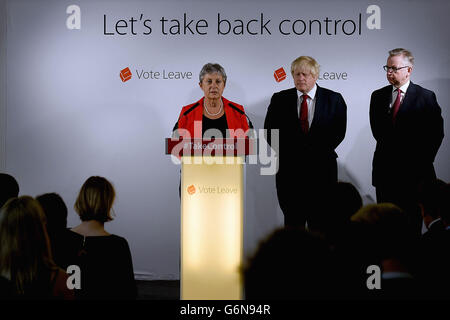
top-left (392, 88), bottom-right (402, 123)
top-left (300, 94), bottom-right (309, 133)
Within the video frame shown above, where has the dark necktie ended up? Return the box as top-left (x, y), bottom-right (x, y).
top-left (300, 94), bottom-right (309, 133)
top-left (391, 88), bottom-right (402, 123)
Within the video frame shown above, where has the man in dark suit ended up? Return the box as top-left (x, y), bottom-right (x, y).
top-left (417, 182), bottom-right (450, 299)
top-left (264, 56), bottom-right (347, 228)
top-left (417, 179), bottom-right (446, 238)
top-left (370, 48), bottom-right (444, 234)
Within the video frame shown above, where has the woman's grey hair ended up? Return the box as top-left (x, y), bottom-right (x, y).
top-left (389, 48), bottom-right (414, 66)
top-left (199, 63), bottom-right (227, 84)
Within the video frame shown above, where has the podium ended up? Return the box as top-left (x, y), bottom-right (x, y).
top-left (166, 138), bottom-right (255, 300)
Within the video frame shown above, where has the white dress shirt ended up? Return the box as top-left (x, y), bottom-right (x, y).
top-left (297, 84), bottom-right (317, 128)
top-left (390, 80), bottom-right (410, 110)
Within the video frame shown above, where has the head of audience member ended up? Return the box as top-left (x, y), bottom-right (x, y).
top-left (291, 56), bottom-right (320, 94)
top-left (0, 196), bottom-right (56, 296)
top-left (74, 176), bottom-right (115, 224)
top-left (416, 179), bottom-right (446, 229)
top-left (351, 203), bottom-right (414, 265)
top-left (243, 227), bottom-right (333, 300)
top-left (334, 182), bottom-right (363, 218)
top-left (310, 181), bottom-right (363, 237)
top-left (385, 48), bottom-right (413, 88)
top-left (36, 193), bottom-right (68, 234)
top-left (0, 173), bottom-right (19, 208)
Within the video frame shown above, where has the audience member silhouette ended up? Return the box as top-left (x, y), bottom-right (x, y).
top-left (350, 203), bottom-right (419, 299)
top-left (0, 173), bottom-right (19, 208)
top-left (416, 181), bottom-right (450, 299)
top-left (308, 181), bottom-right (362, 247)
top-left (243, 227), bottom-right (334, 300)
top-left (417, 179), bottom-right (446, 236)
top-left (36, 193), bottom-right (71, 268)
top-left (307, 182), bottom-right (364, 298)
top-left (0, 196), bottom-right (74, 299)
top-left (65, 176), bottom-right (137, 300)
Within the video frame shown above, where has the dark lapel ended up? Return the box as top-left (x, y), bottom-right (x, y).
top-left (286, 88), bottom-right (300, 124)
top-left (310, 85), bottom-right (323, 132)
top-left (397, 81), bottom-right (417, 116)
top-left (382, 85), bottom-right (393, 110)
top-left (378, 85), bottom-right (393, 124)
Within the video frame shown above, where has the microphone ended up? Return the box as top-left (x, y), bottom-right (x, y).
top-left (227, 103), bottom-right (256, 140)
top-left (173, 101), bottom-right (255, 138)
top-left (228, 103), bottom-right (254, 130)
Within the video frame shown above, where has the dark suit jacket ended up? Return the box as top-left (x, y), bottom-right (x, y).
top-left (425, 219), bottom-right (445, 235)
top-left (264, 85), bottom-right (347, 188)
top-left (420, 219), bottom-right (447, 254)
top-left (417, 228), bottom-right (450, 298)
top-left (370, 82), bottom-right (444, 187)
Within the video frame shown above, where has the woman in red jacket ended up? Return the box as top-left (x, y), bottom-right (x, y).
top-left (173, 63), bottom-right (250, 139)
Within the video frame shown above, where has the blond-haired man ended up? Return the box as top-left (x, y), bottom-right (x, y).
top-left (264, 56), bottom-right (347, 228)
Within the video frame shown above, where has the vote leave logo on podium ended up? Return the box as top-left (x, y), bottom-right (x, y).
top-left (120, 67), bottom-right (132, 82)
top-left (187, 185), bottom-right (196, 195)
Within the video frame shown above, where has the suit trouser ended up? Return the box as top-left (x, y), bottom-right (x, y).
top-left (277, 183), bottom-right (308, 228)
top-left (277, 181), bottom-right (334, 229)
top-left (277, 158), bottom-right (337, 228)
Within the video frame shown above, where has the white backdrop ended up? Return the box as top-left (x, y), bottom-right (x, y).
top-left (1, 0), bottom-right (449, 280)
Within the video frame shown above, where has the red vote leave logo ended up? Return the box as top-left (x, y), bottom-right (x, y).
top-left (274, 67), bottom-right (286, 83)
top-left (120, 67), bottom-right (132, 82)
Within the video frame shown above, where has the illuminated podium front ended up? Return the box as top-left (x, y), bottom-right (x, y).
top-left (166, 138), bottom-right (254, 300)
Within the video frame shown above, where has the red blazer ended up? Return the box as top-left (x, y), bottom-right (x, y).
top-left (175, 96), bottom-right (249, 138)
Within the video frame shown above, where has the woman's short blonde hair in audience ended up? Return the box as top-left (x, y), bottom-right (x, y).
top-left (74, 176), bottom-right (115, 223)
